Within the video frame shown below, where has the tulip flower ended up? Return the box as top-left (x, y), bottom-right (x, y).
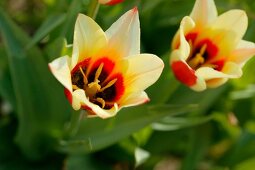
top-left (49, 8), bottom-right (164, 118)
top-left (170, 0), bottom-right (255, 91)
top-left (98, 0), bottom-right (124, 5)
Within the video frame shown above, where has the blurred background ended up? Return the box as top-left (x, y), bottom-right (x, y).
top-left (1, 0), bottom-right (255, 169)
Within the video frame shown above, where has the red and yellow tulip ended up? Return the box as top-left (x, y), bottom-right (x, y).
top-left (49, 8), bottom-right (164, 118)
top-left (98, 0), bottom-right (124, 5)
top-left (170, 0), bottom-right (255, 91)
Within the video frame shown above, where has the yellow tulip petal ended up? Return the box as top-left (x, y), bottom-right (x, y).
top-left (105, 7), bottom-right (140, 57)
top-left (48, 55), bottom-right (72, 92)
top-left (206, 78), bottom-right (228, 88)
top-left (120, 91), bottom-right (149, 108)
top-left (230, 40), bottom-right (255, 66)
top-left (172, 16), bottom-right (195, 52)
top-left (72, 89), bottom-right (118, 119)
top-left (195, 67), bottom-right (228, 80)
top-left (210, 10), bottom-right (248, 46)
top-left (190, 77), bottom-right (206, 92)
top-left (196, 62), bottom-right (242, 80)
top-left (190, 0), bottom-right (218, 26)
top-left (72, 14), bottom-right (107, 68)
top-left (124, 54), bottom-right (164, 92)
top-left (222, 62), bottom-right (242, 78)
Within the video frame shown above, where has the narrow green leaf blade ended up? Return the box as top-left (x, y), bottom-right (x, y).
top-left (26, 14), bottom-right (66, 48)
top-left (59, 104), bottom-right (196, 154)
top-left (0, 8), bottom-right (72, 159)
top-left (0, 47), bottom-right (16, 108)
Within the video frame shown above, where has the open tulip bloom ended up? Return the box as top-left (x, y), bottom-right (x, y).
top-left (49, 8), bottom-right (164, 119)
top-left (170, 0), bottom-right (255, 91)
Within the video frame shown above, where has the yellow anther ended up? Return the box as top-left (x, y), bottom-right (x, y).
top-left (199, 44), bottom-right (207, 56)
top-left (79, 67), bottom-right (88, 85)
top-left (100, 78), bottom-right (117, 92)
top-left (188, 54), bottom-right (205, 69)
top-left (188, 44), bottom-right (207, 69)
top-left (96, 97), bottom-right (105, 108)
top-left (188, 39), bottom-right (193, 51)
top-left (72, 85), bottom-right (80, 90)
top-left (87, 82), bottom-right (101, 95)
top-left (202, 63), bottom-right (217, 68)
top-left (187, 39), bottom-right (194, 59)
top-left (94, 63), bottom-right (104, 82)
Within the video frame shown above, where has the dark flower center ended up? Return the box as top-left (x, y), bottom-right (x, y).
top-left (71, 58), bottom-right (124, 109)
top-left (185, 36), bottom-right (222, 70)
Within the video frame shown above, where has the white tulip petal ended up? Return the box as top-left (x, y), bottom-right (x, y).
top-left (171, 16), bottom-right (195, 54)
top-left (190, 0), bottom-right (218, 25)
top-left (48, 55), bottom-right (72, 92)
top-left (196, 62), bottom-right (242, 80)
top-left (222, 62), bottom-right (242, 78)
top-left (106, 7), bottom-right (140, 57)
top-left (190, 77), bottom-right (206, 92)
top-left (72, 89), bottom-right (119, 119)
top-left (210, 10), bottom-right (248, 46)
top-left (230, 40), bottom-right (255, 66)
top-left (124, 54), bottom-right (164, 92)
top-left (120, 91), bottom-right (149, 108)
top-left (72, 14), bottom-right (107, 68)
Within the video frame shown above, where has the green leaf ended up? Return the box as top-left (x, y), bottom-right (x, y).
top-left (168, 85), bottom-right (228, 114)
top-left (0, 8), bottom-right (72, 160)
top-left (44, 37), bottom-right (72, 62)
top-left (61, 0), bottom-right (83, 42)
top-left (59, 104), bottom-right (196, 154)
top-left (26, 14), bottom-right (66, 49)
top-left (234, 157), bottom-right (255, 170)
top-left (151, 115), bottom-right (213, 131)
top-left (221, 132), bottom-right (255, 167)
top-left (0, 47), bottom-right (16, 108)
top-left (66, 154), bottom-right (112, 170)
top-left (181, 127), bottom-right (211, 170)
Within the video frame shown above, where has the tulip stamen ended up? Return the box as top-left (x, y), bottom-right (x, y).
top-left (100, 78), bottom-right (117, 92)
top-left (72, 85), bottom-right (80, 90)
top-left (79, 66), bottom-right (88, 85)
top-left (96, 97), bottom-right (106, 108)
top-left (94, 63), bottom-right (104, 83)
top-left (200, 44), bottom-right (207, 56)
top-left (188, 44), bottom-right (207, 69)
top-left (86, 82), bottom-right (101, 99)
top-left (71, 60), bottom-right (121, 109)
top-left (188, 39), bottom-right (193, 54)
top-left (85, 63), bottom-right (106, 98)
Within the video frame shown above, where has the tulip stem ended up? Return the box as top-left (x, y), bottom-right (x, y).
top-left (65, 110), bottom-right (85, 138)
top-left (87, 0), bottom-right (100, 20)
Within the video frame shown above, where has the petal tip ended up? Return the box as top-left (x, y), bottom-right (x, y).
top-left (77, 13), bottom-right (85, 19)
top-left (48, 63), bottom-right (52, 72)
top-left (144, 97), bottom-right (150, 104)
top-left (132, 6), bottom-right (138, 13)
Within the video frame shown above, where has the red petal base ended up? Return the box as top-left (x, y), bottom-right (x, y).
top-left (171, 61), bottom-right (197, 86)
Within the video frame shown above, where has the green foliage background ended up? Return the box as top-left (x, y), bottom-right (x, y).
top-left (1, 0), bottom-right (255, 169)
